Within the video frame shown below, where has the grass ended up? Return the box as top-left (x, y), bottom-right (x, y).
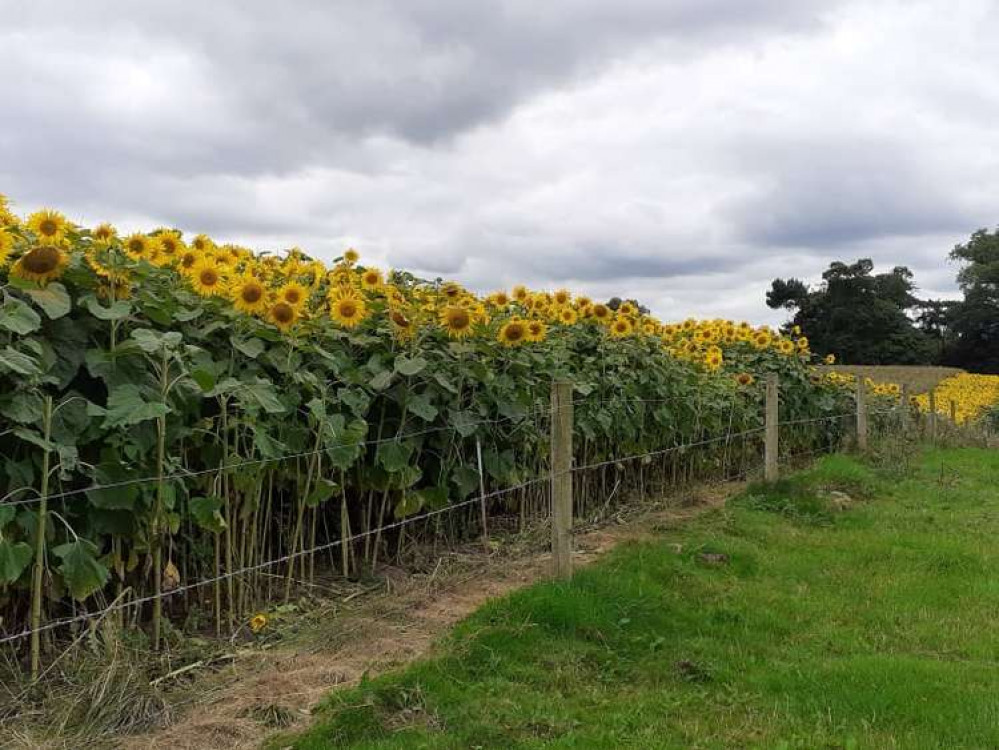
top-left (821, 365), bottom-right (963, 393)
top-left (278, 448), bottom-right (999, 749)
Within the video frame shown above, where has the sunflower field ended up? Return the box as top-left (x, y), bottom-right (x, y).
top-left (0, 198), bottom-right (890, 666)
top-left (915, 373), bottom-right (999, 425)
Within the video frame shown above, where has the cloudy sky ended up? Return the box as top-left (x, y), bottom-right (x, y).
top-left (2, 0), bottom-right (996, 324)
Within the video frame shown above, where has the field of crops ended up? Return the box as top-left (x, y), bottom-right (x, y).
top-left (0, 200), bottom-right (981, 677)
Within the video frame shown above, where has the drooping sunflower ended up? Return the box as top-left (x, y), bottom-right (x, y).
top-left (440, 305), bottom-right (473, 339)
top-left (526, 319), bottom-right (547, 343)
top-left (10, 244), bottom-right (69, 285)
top-left (277, 280), bottom-right (309, 309)
top-left (230, 275), bottom-right (269, 315)
top-left (190, 258), bottom-right (226, 297)
top-left (27, 209), bottom-right (70, 246)
top-left (97, 275), bottom-right (133, 301)
top-left (389, 308), bottom-right (416, 340)
top-left (360, 267), bottom-right (383, 290)
top-left (609, 316), bottom-right (633, 338)
top-left (123, 233), bottom-right (153, 262)
top-left (328, 288), bottom-right (368, 328)
top-left (269, 301), bottom-right (300, 332)
top-left (498, 319), bottom-right (528, 347)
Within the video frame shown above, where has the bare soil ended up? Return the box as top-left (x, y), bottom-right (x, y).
top-left (117, 483), bottom-right (740, 750)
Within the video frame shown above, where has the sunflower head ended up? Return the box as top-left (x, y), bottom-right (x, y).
top-left (609, 317), bottom-right (633, 338)
top-left (553, 289), bottom-right (571, 306)
top-left (440, 305), bottom-right (473, 338)
top-left (155, 230), bottom-right (184, 262)
top-left (526, 319), bottom-right (547, 343)
top-left (342, 248), bottom-right (360, 265)
top-left (249, 613), bottom-right (269, 634)
top-left (191, 234), bottom-right (214, 253)
top-left (230, 276), bottom-right (269, 315)
top-left (558, 308), bottom-right (578, 326)
top-left (268, 301), bottom-right (300, 332)
top-left (328, 289), bottom-right (368, 328)
top-left (190, 259), bottom-right (226, 297)
top-left (27, 209), bottom-right (70, 246)
top-left (735, 372), bottom-right (755, 387)
top-left (11, 244), bottom-right (69, 285)
top-left (360, 268), bottom-right (383, 290)
top-left (123, 233), bottom-right (153, 262)
top-left (0, 229), bottom-right (15, 266)
top-left (824, 354), bottom-right (836, 365)
top-left (278, 281), bottom-right (309, 309)
top-left (592, 303), bottom-right (611, 323)
top-left (511, 284), bottom-right (529, 302)
top-left (498, 319), bottom-right (527, 347)
top-left (91, 222), bottom-right (117, 245)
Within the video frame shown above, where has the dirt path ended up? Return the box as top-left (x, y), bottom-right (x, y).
top-left (121, 484), bottom-right (738, 750)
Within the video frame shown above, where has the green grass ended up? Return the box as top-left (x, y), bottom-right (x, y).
top-left (278, 448), bottom-right (999, 749)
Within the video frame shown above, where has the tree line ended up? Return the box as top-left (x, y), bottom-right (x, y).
top-left (766, 227), bottom-right (999, 372)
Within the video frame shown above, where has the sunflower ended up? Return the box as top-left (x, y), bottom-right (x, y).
top-left (498, 319), bottom-right (528, 346)
top-left (575, 295), bottom-right (592, 309)
top-left (123, 233), bottom-right (153, 262)
top-left (97, 275), bottom-right (132, 301)
top-left (269, 301), bottom-right (300, 331)
top-left (249, 613), bottom-right (269, 633)
top-left (609, 316), bottom-right (633, 338)
top-left (277, 280), bottom-right (309, 309)
top-left (511, 284), bottom-right (529, 303)
top-left (618, 301), bottom-right (636, 316)
top-left (558, 307), bottom-right (578, 326)
top-left (440, 305), bottom-right (473, 338)
top-left (778, 339), bottom-right (795, 355)
top-left (552, 289), bottom-right (571, 306)
top-left (230, 275), bottom-right (269, 315)
top-left (389, 308), bottom-right (416, 340)
top-left (0, 229), bottom-right (14, 266)
top-left (191, 234), bottom-right (214, 253)
top-left (824, 354), bottom-right (836, 365)
top-left (91, 222), bottom-right (117, 244)
top-left (752, 330), bottom-right (772, 350)
top-left (488, 290), bottom-right (510, 308)
top-left (360, 268), bottom-right (383, 290)
top-left (190, 258), bottom-right (226, 297)
top-left (440, 281), bottom-right (464, 301)
top-left (10, 244), bottom-right (69, 285)
top-left (26, 209), bottom-right (70, 246)
top-left (155, 230), bottom-right (184, 264)
top-left (526, 319), bottom-right (547, 343)
top-left (178, 249), bottom-right (200, 274)
top-left (591, 303), bottom-right (612, 324)
top-left (704, 350), bottom-right (723, 371)
top-left (328, 289), bottom-right (368, 328)
top-left (342, 248), bottom-right (360, 265)
top-left (735, 372), bottom-right (755, 387)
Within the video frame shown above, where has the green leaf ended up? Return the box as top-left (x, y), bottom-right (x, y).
top-left (451, 465), bottom-right (481, 499)
top-left (12, 426), bottom-right (53, 451)
top-left (407, 393), bottom-right (438, 422)
top-left (189, 496), bottom-right (226, 534)
top-left (394, 492), bottom-right (424, 519)
top-left (376, 441), bottom-right (413, 473)
top-left (369, 370), bottom-right (393, 391)
top-left (0, 390), bottom-right (44, 424)
top-left (240, 379), bottom-right (286, 414)
top-left (53, 539), bottom-right (109, 601)
top-left (24, 283), bottom-right (71, 319)
top-left (102, 384), bottom-right (170, 428)
top-left (86, 462), bottom-right (141, 510)
top-left (231, 336), bottom-right (265, 359)
top-left (395, 355), bottom-right (427, 377)
top-left (190, 368), bottom-right (217, 392)
top-left (451, 410), bottom-right (480, 438)
top-left (131, 328), bottom-right (182, 353)
top-left (0, 506), bottom-right (16, 528)
top-left (305, 479), bottom-right (339, 507)
top-left (0, 346), bottom-right (41, 376)
top-left (0, 296), bottom-right (42, 335)
top-left (0, 540), bottom-right (32, 584)
top-left (83, 294), bottom-right (132, 321)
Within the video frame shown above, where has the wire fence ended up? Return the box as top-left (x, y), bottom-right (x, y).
top-left (0, 384), bottom-right (949, 660)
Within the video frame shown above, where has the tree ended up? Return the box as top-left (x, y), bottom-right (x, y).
top-left (944, 228), bottom-right (999, 372)
top-left (766, 259), bottom-right (935, 365)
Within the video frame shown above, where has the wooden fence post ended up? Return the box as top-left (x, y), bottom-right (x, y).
top-left (928, 390), bottom-right (938, 443)
top-left (856, 378), bottom-right (868, 452)
top-left (475, 438), bottom-right (490, 554)
top-left (550, 380), bottom-right (573, 580)
top-left (900, 384), bottom-right (910, 434)
top-left (950, 399), bottom-right (957, 425)
top-left (765, 373), bottom-right (779, 482)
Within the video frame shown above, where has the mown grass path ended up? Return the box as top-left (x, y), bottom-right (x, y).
top-left (280, 448), bottom-right (999, 749)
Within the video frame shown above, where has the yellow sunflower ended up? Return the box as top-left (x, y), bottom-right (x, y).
top-left (526, 319), bottom-right (547, 343)
top-left (230, 275), bottom-right (269, 315)
top-left (97, 275), bottom-right (132, 301)
top-left (552, 289), bottom-right (571, 306)
top-left (328, 289), bottom-right (368, 328)
top-left (735, 372), bottom-right (755, 387)
top-left (91, 222), bottom-right (117, 245)
top-left (191, 234), bottom-right (214, 253)
top-left (591, 303), bottom-right (612, 324)
top-left (277, 280), bottom-right (309, 309)
top-left (178, 249), bottom-right (201, 275)
top-left (360, 267), bottom-right (383, 290)
top-left (440, 305), bottom-right (473, 339)
top-left (498, 319), bottom-right (528, 346)
top-left (440, 281), bottom-right (464, 301)
top-left (342, 248), bottom-right (360, 265)
top-left (269, 301), bottom-right (300, 332)
top-left (511, 284), bottom-right (529, 303)
top-left (609, 316), bottom-right (633, 338)
top-left (26, 209), bottom-right (70, 246)
top-left (155, 230), bottom-right (184, 264)
top-left (123, 233), bottom-right (154, 262)
top-left (824, 354), bottom-right (836, 365)
top-left (11, 244), bottom-right (69, 285)
top-left (389, 308), bottom-right (416, 340)
top-left (190, 258), bottom-right (226, 297)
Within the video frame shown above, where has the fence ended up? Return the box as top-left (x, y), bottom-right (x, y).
top-left (0, 374), bottom-right (975, 681)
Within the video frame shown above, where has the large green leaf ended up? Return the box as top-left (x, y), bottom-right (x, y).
top-left (407, 393), bottom-right (438, 422)
top-left (25, 283), bottom-right (71, 319)
top-left (102, 384), bottom-right (170, 428)
top-left (0, 346), bottom-right (41, 376)
top-left (53, 539), bottom-right (109, 601)
top-left (240, 379), bottom-right (286, 414)
top-left (231, 336), bottom-right (265, 359)
top-left (131, 328), bottom-right (182, 353)
top-left (83, 294), bottom-right (132, 321)
top-left (394, 355), bottom-right (427, 377)
top-left (0, 296), bottom-right (42, 335)
top-left (369, 370), bottom-right (393, 391)
top-left (189, 496), bottom-right (226, 533)
top-left (376, 441), bottom-right (413, 473)
top-left (0, 540), bottom-right (32, 584)
top-left (0, 390), bottom-right (44, 424)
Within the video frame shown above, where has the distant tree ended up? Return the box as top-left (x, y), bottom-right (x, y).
top-left (944, 228), bottom-right (999, 372)
top-left (915, 299), bottom-right (954, 362)
top-left (606, 297), bottom-right (649, 314)
top-left (766, 259), bottom-right (935, 365)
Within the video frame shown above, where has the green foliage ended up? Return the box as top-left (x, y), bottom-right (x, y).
top-left (767, 259), bottom-right (935, 365)
top-left (945, 227), bottom-right (999, 373)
